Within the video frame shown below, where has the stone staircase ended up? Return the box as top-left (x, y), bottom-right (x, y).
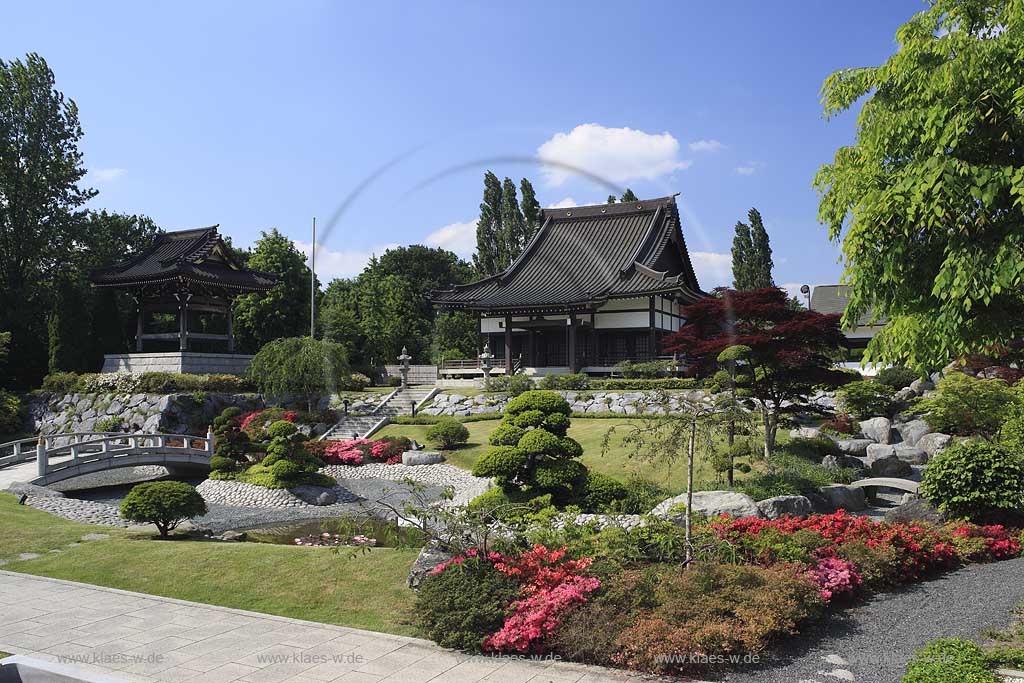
top-left (322, 386), bottom-right (438, 441)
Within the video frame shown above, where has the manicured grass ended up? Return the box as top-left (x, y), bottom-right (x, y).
top-left (0, 493), bottom-right (111, 558)
top-left (378, 417), bottom-right (763, 493)
top-left (1, 495), bottom-right (420, 635)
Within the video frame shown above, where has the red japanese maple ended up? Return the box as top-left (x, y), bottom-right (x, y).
top-left (662, 287), bottom-right (848, 455)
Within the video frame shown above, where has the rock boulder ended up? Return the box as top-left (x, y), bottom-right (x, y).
top-left (408, 540), bottom-right (455, 590)
top-left (917, 433), bottom-right (953, 458)
top-left (756, 495), bottom-right (812, 520)
top-left (651, 490), bottom-right (762, 520)
top-left (870, 453), bottom-right (913, 477)
top-left (894, 444), bottom-right (929, 464)
top-left (884, 497), bottom-right (945, 525)
top-left (860, 417), bottom-right (895, 444)
top-left (819, 485), bottom-right (867, 512)
top-left (835, 439), bottom-right (874, 457)
top-left (402, 451), bottom-right (445, 466)
top-left (895, 419), bottom-right (932, 447)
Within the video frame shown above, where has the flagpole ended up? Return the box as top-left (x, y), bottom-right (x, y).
top-left (310, 216), bottom-right (316, 338)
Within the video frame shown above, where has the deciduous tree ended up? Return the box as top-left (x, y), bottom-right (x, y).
top-left (474, 171), bottom-right (503, 276)
top-left (815, 0), bottom-right (1024, 372)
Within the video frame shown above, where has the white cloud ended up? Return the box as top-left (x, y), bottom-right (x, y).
top-left (690, 251), bottom-right (732, 289)
top-left (537, 123), bottom-right (692, 187)
top-left (295, 240), bottom-right (399, 281)
top-left (688, 139), bottom-right (724, 153)
top-left (735, 161), bottom-right (764, 175)
top-left (424, 219), bottom-right (477, 258)
top-left (547, 197), bottom-right (578, 209)
top-left (780, 282), bottom-right (810, 306)
top-left (89, 167), bottom-right (126, 183)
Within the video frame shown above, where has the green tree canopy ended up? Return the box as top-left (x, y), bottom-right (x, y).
top-left (815, 0), bottom-right (1024, 372)
top-left (620, 188), bottom-right (639, 202)
top-left (246, 336), bottom-right (350, 411)
top-left (731, 208), bottom-right (774, 290)
top-left (233, 228), bottom-right (314, 353)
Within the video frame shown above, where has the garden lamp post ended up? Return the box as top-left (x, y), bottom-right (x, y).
top-left (479, 342), bottom-right (493, 389)
top-left (398, 346), bottom-right (412, 389)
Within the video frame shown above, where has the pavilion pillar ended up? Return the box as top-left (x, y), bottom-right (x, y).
top-left (178, 295), bottom-right (189, 352)
top-left (504, 315), bottom-right (512, 374)
top-left (227, 301), bottom-right (235, 353)
top-left (527, 328), bottom-right (536, 368)
top-left (648, 296), bottom-right (656, 360)
top-left (135, 297), bottom-right (144, 352)
top-left (567, 311), bottom-right (577, 373)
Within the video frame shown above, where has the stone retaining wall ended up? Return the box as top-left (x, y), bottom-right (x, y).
top-left (421, 389), bottom-right (749, 416)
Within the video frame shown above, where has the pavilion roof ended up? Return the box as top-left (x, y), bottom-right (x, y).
top-left (89, 226), bottom-right (276, 292)
top-left (431, 195), bottom-right (704, 313)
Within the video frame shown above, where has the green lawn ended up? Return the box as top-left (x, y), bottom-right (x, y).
top-left (0, 494), bottom-right (420, 636)
top-left (378, 416), bottom-right (763, 493)
top-left (0, 493), bottom-right (111, 558)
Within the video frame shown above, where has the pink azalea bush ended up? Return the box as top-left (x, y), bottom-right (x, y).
top-left (808, 556), bottom-right (862, 602)
top-left (319, 437), bottom-right (408, 466)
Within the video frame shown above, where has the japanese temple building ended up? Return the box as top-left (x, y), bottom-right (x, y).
top-left (432, 195), bottom-right (705, 376)
top-left (89, 226), bottom-right (275, 375)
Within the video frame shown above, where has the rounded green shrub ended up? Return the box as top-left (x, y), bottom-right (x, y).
top-left (488, 423), bottom-right (526, 447)
top-left (533, 458), bottom-right (587, 491)
top-left (261, 451), bottom-right (283, 467)
top-left (119, 481), bottom-right (207, 537)
top-left (559, 436), bottom-right (583, 459)
top-left (271, 459), bottom-right (304, 481)
top-left (266, 420), bottom-right (298, 439)
top-left (518, 428), bottom-right (561, 455)
top-left (920, 441), bottom-right (1024, 521)
top-left (512, 409), bottom-right (546, 429)
top-left (467, 487), bottom-right (554, 522)
top-left (901, 638), bottom-right (997, 683)
top-left (415, 554), bottom-right (521, 651)
top-left (542, 412), bottom-right (569, 436)
top-left (220, 406), bottom-right (243, 419)
top-left (209, 455), bottom-right (236, 473)
top-left (580, 472), bottom-right (628, 511)
top-left (875, 366), bottom-right (919, 390)
top-left (837, 380), bottom-right (894, 419)
top-left (505, 390), bottom-right (570, 417)
top-left (426, 418), bottom-right (470, 449)
top-left (472, 446), bottom-right (528, 484)
top-left (919, 371), bottom-right (1018, 439)
top-left (485, 374), bottom-right (535, 396)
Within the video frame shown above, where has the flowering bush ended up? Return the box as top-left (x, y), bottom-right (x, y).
top-left (240, 409), bottom-right (298, 438)
top-left (81, 372), bottom-right (142, 393)
top-left (319, 436), bottom-right (410, 466)
top-left (943, 523), bottom-right (1021, 562)
top-left (809, 556), bottom-right (862, 602)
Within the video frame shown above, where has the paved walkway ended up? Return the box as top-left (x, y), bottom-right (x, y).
top-left (0, 571), bottom-right (657, 683)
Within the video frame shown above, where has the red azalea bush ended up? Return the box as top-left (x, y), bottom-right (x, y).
top-left (809, 556), bottom-right (862, 602)
top-left (319, 436), bottom-right (412, 466)
top-left (942, 522), bottom-right (1022, 562)
top-left (240, 409), bottom-right (298, 438)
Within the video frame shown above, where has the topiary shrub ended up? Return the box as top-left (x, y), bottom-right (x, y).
top-left (213, 406), bottom-right (250, 462)
top-left (837, 380), bottom-right (894, 419)
top-left (512, 409), bottom-right (546, 429)
top-left (505, 390), bottom-right (571, 417)
top-left (486, 374), bottom-right (534, 396)
top-left (538, 373), bottom-right (590, 390)
top-left (119, 481), bottom-right (208, 537)
top-left (920, 441), bottom-right (1024, 522)
top-left (414, 553), bottom-right (520, 651)
top-left (426, 417), bottom-right (470, 449)
top-left (580, 472), bottom-right (629, 512)
top-left (266, 420), bottom-right (298, 440)
top-left (533, 458), bottom-right (587, 493)
top-left (901, 638), bottom-right (997, 683)
top-left (517, 428), bottom-right (562, 456)
top-left (542, 412), bottom-right (569, 436)
top-left (466, 487), bottom-right (554, 523)
top-left (209, 455), bottom-right (237, 473)
top-left (471, 446), bottom-right (528, 486)
top-left (488, 423), bottom-right (526, 446)
top-left (919, 372), bottom-right (1019, 439)
top-left (875, 366), bottom-right (919, 390)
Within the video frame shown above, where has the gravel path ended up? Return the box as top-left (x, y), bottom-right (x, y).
top-left (717, 557), bottom-right (1024, 683)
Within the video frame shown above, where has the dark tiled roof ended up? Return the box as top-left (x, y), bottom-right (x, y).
top-left (431, 195), bottom-right (704, 312)
top-left (810, 285), bottom-right (885, 326)
top-left (89, 226), bottom-right (276, 291)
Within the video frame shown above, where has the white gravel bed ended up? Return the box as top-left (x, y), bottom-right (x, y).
top-left (322, 463), bottom-right (492, 506)
top-left (25, 496), bottom-right (129, 527)
top-left (196, 479), bottom-right (310, 508)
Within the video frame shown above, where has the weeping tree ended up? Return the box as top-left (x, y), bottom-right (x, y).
top-left (246, 337), bottom-right (350, 412)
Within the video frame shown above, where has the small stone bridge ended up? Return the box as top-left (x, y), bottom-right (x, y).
top-left (0, 430), bottom-right (214, 487)
top-left (849, 477), bottom-right (920, 495)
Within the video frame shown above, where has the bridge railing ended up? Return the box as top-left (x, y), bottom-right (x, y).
top-left (0, 432), bottom-right (125, 470)
top-left (34, 429), bottom-right (215, 478)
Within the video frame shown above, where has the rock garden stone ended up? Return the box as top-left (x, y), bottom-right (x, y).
top-left (910, 378), bottom-right (935, 394)
top-left (870, 453), bottom-right (913, 477)
top-left (790, 427), bottom-right (825, 440)
top-left (894, 444), bottom-right (929, 464)
top-left (917, 432), bottom-right (953, 458)
top-left (884, 497), bottom-right (945, 525)
top-left (866, 443), bottom-right (897, 462)
top-left (895, 419), bottom-right (932, 447)
top-left (860, 417), bottom-right (895, 444)
top-left (893, 387), bottom-right (917, 402)
top-left (652, 490), bottom-right (762, 520)
top-left (408, 540), bottom-right (455, 590)
top-left (818, 485), bottom-right (867, 512)
top-left (402, 451), bottom-right (445, 466)
top-left (756, 495), bottom-right (812, 520)
top-left (218, 531), bottom-right (247, 542)
top-left (289, 485), bottom-right (338, 506)
top-left (835, 439), bottom-right (873, 457)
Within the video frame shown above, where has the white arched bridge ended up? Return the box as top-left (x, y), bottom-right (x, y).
top-left (0, 430), bottom-right (214, 487)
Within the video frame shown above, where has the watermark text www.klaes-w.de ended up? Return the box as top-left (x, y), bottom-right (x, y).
top-left (58, 653), bottom-right (165, 666)
top-left (653, 653), bottom-right (761, 666)
top-left (255, 652), bottom-right (365, 665)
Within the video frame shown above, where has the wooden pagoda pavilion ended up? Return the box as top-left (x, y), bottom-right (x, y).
top-left (431, 195), bottom-right (705, 376)
top-left (89, 226), bottom-right (275, 374)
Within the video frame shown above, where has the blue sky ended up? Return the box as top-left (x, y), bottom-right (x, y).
top-left (3, 1), bottom-right (924, 295)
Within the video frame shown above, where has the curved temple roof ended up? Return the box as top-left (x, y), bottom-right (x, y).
top-left (89, 226), bottom-right (276, 292)
top-left (432, 195), bottom-right (704, 313)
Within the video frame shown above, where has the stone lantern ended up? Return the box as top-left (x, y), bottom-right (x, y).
top-left (479, 342), bottom-right (494, 389)
top-left (397, 346), bottom-right (412, 388)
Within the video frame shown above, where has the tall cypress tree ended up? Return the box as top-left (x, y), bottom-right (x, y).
top-left (48, 276), bottom-right (91, 372)
top-left (499, 177), bottom-right (526, 268)
top-left (473, 171), bottom-right (503, 276)
top-left (519, 178), bottom-right (540, 243)
top-left (731, 221), bottom-right (754, 290)
top-left (620, 188), bottom-right (638, 202)
top-left (747, 208), bottom-right (775, 288)
top-left (607, 195), bottom-right (617, 204)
